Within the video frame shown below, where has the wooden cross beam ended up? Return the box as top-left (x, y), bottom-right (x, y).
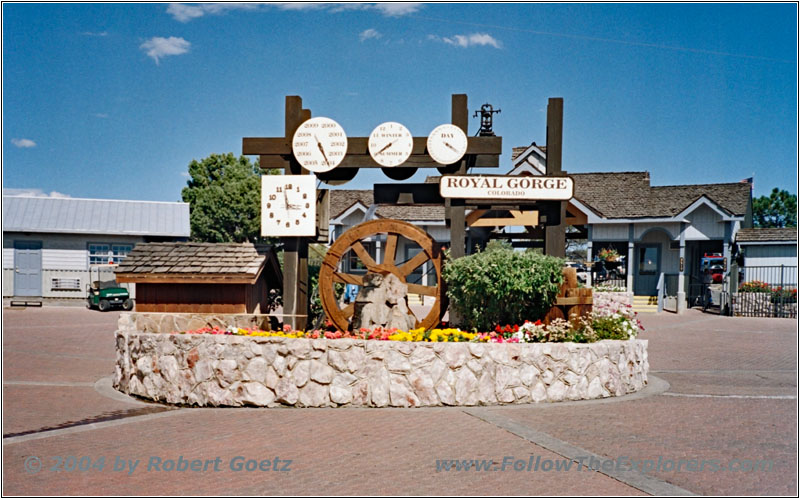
top-left (243, 134), bottom-right (502, 169)
top-left (466, 209), bottom-right (540, 227)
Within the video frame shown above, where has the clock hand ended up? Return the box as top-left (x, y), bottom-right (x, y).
top-left (444, 141), bottom-right (460, 153)
top-left (314, 135), bottom-right (331, 166)
top-left (375, 141), bottom-right (394, 155)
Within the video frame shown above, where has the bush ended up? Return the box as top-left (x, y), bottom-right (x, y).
top-left (442, 241), bottom-right (564, 331)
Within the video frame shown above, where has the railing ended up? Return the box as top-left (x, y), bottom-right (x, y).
top-left (655, 273), bottom-right (681, 313)
top-left (730, 264), bottom-right (797, 318)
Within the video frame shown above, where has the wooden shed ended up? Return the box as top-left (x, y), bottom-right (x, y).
top-left (115, 242), bottom-right (281, 314)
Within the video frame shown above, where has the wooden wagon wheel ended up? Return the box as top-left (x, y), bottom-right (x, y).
top-left (319, 219), bottom-right (447, 332)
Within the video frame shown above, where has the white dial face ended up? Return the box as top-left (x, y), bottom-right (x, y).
top-left (368, 121), bottom-right (413, 167)
top-left (261, 175), bottom-right (317, 237)
top-left (427, 124), bottom-right (468, 165)
top-left (292, 117), bottom-right (348, 173)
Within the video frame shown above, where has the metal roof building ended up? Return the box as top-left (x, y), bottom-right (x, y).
top-left (3, 196), bottom-right (189, 236)
top-left (3, 195), bottom-right (190, 301)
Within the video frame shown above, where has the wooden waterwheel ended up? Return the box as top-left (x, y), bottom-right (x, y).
top-left (319, 219), bottom-right (447, 332)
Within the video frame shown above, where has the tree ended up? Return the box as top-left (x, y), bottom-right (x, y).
top-left (181, 153), bottom-right (278, 242)
top-left (753, 188), bottom-right (797, 228)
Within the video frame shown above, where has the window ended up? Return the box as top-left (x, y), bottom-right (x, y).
top-left (638, 247), bottom-right (658, 275)
top-left (88, 244), bottom-right (111, 265)
top-left (88, 243), bottom-right (133, 266)
top-left (112, 244), bottom-right (133, 263)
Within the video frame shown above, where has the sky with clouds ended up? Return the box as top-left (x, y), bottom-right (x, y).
top-left (3, 2), bottom-right (797, 201)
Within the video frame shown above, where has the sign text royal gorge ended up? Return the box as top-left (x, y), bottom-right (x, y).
top-left (439, 175), bottom-right (574, 201)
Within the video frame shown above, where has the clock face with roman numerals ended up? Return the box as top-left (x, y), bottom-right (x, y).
top-left (261, 175), bottom-right (317, 237)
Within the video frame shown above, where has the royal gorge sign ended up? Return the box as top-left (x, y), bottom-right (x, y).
top-left (440, 175), bottom-right (574, 201)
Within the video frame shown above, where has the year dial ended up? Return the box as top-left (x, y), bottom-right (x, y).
top-left (292, 117), bottom-right (348, 173)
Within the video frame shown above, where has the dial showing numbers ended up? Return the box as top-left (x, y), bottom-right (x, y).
top-left (261, 175), bottom-right (317, 237)
top-left (368, 121), bottom-right (413, 167)
top-left (292, 117), bottom-right (348, 173)
top-left (427, 123), bottom-right (468, 165)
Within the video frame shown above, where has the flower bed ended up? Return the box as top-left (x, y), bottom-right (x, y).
top-left (114, 313), bottom-right (649, 408)
top-left (169, 301), bottom-right (644, 345)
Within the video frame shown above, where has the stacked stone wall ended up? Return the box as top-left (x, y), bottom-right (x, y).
top-left (115, 327), bottom-right (649, 407)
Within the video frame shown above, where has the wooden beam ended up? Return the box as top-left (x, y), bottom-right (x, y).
top-left (468, 210), bottom-right (539, 227)
top-left (545, 97), bottom-right (566, 258)
top-left (465, 209), bottom-right (488, 226)
top-left (243, 136), bottom-right (501, 157)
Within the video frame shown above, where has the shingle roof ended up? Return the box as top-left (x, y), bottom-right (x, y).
top-left (2, 196), bottom-right (190, 237)
top-left (568, 173), bottom-right (751, 218)
top-left (736, 228), bottom-right (798, 243)
top-left (115, 242), bottom-right (267, 277)
top-left (329, 190), bottom-right (444, 222)
top-left (395, 171), bottom-right (752, 220)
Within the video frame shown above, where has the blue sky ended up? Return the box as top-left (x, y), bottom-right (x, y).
top-left (3, 2), bottom-right (797, 202)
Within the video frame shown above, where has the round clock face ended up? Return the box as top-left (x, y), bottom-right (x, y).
top-left (427, 124), bottom-right (468, 165)
top-left (261, 175), bottom-right (317, 237)
top-left (292, 117), bottom-right (348, 173)
top-left (368, 121), bottom-right (413, 167)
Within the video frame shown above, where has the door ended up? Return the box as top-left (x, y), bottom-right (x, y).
top-left (14, 241), bottom-right (42, 297)
top-left (634, 244), bottom-right (660, 295)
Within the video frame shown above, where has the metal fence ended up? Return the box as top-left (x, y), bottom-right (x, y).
top-left (731, 265), bottom-right (797, 318)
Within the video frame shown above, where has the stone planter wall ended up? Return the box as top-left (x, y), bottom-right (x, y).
top-left (593, 291), bottom-right (634, 311)
top-left (732, 293), bottom-right (797, 318)
top-left (114, 329), bottom-right (649, 408)
top-left (118, 312), bottom-right (279, 334)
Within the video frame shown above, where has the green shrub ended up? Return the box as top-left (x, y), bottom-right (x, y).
top-left (442, 241), bottom-right (564, 330)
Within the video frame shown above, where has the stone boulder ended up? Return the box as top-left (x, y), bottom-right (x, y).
top-left (352, 272), bottom-right (416, 331)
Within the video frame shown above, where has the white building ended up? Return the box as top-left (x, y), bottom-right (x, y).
top-left (3, 195), bottom-right (189, 301)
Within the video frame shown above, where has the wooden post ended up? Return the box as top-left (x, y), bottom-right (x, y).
top-left (446, 94), bottom-right (468, 326)
top-left (283, 96), bottom-right (309, 329)
top-left (545, 97), bottom-right (566, 258)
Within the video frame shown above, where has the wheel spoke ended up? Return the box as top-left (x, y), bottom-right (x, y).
top-left (383, 234), bottom-right (398, 265)
top-left (341, 302), bottom-right (354, 319)
top-left (352, 241), bottom-right (379, 271)
top-left (406, 283), bottom-right (438, 297)
top-left (332, 272), bottom-right (363, 286)
top-left (398, 251), bottom-right (430, 277)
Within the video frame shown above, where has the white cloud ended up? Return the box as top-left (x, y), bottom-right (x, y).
top-left (11, 138), bottom-right (36, 148)
top-left (140, 36), bottom-right (191, 64)
top-left (359, 28), bottom-right (382, 42)
top-left (93, 113), bottom-right (109, 119)
top-left (371, 3), bottom-right (422, 16)
top-left (4, 188), bottom-right (71, 198)
top-left (167, 2), bottom-right (421, 21)
top-left (275, 3), bottom-right (326, 12)
top-left (81, 31), bottom-right (109, 37)
top-left (431, 32), bottom-right (502, 49)
top-left (168, 3), bottom-right (262, 21)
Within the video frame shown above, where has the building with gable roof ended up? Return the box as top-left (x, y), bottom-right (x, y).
top-left (327, 142), bottom-right (756, 312)
top-left (3, 195), bottom-right (190, 301)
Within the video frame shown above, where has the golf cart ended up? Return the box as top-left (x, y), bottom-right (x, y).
top-left (86, 264), bottom-right (134, 311)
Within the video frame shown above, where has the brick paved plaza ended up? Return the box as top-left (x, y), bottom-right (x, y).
top-left (2, 307), bottom-right (797, 495)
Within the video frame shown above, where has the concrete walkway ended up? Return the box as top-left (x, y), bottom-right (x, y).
top-left (2, 307), bottom-right (796, 495)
